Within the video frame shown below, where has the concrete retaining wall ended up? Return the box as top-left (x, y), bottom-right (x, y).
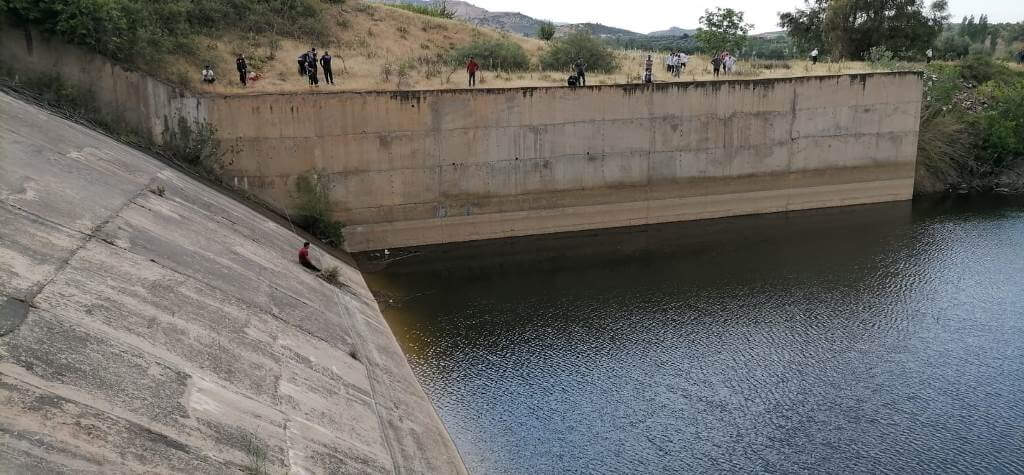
top-left (1, 26), bottom-right (203, 143)
top-left (0, 26), bottom-right (921, 253)
top-left (208, 73), bottom-right (921, 251)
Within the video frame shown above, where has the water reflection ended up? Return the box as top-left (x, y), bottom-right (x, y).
top-left (367, 197), bottom-right (1024, 473)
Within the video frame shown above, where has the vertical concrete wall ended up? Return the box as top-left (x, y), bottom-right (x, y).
top-left (0, 26), bottom-right (921, 253)
top-left (208, 73), bottom-right (922, 251)
top-left (0, 26), bottom-right (203, 143)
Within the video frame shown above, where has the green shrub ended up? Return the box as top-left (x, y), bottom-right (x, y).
top-left (166, 117), bottom-right (222, 174)
top-left (958, 54), bottom-right (1013, 84)
top-left (973, 78), bottom-right (1024, 172)
top-left (537, 21), bottom-right (556, 41)
top-left (1, 0), bottom-right (332, 71)
top-left (539, 31), bottom-right (619, 73)
top-left (387, 2), bottom-right (455, 19)
top-left (294, 170), bottom-right (345, 247)
top-left (915, 109), bottom-right (974, 193)
top-left (451, 37), bottom-right (530, 71)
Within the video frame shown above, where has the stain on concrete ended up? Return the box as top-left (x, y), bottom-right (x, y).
top-left (0, 297), bottom-right (28, 337)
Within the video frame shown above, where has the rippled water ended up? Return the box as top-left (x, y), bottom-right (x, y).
top-left (369, 197), bottom-right (1024, 474)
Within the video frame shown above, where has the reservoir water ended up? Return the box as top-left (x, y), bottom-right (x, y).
top-left (366, 197), bottom-right (1024, 473)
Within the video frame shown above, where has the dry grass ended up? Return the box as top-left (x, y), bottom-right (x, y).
top-left (185, 1), bottom-right (880, 94)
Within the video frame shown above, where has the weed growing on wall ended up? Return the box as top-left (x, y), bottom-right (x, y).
top-left (294, 170), bottom-right (345, 247)
top-left (165, 117), bottom-right (223, 176)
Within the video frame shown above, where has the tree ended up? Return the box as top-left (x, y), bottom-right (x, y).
top-left (695, 7), bottom-right (752, 55)
top-left (537, 21), bottom-right (556, 41)
top-left (778, 0), bottom-right (949, 59)
top-left (539, 31), bottom-right (618, 72)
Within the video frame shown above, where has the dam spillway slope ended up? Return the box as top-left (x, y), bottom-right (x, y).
top-left (0, 93), bottom-right (465, 473)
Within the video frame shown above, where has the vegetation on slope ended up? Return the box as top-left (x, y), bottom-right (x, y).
top-left (916, 56), bottom-right (1024, 194)
top-left (0, 0), bottom-right (337, 73)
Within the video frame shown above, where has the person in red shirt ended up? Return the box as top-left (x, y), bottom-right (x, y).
top-left (298, 242), bottom-right (320, 272)
top-left (466, 56), bottom-right (479, 87)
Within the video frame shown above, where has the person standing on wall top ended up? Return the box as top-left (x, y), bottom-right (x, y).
top-left (306, 48), bottom-right (320, 87)
top-left (574, 58), bottom-right (587, 86)
top-left (724, 54), bottom-right (736, 74)
top-left (644, 55), bottom-right (654, 83)
top-left (236, 54), bottom-right (248, 86)
top-left (926, 48), bottom-right (933, 64)
top-left (810, 48), bottom-right (819, 65)
top-left (679, 52), bottom-right (689, 72)
top-left (711, 54), bottom-right (722, 77)
top-left (298, 51), bottom-right (309, 77)
top-left (299, 242), bottom-right (321, 272)
top-left (320, 51), bottom-right (334, 85)
top-left (467, 56), bottom-right (479, 87)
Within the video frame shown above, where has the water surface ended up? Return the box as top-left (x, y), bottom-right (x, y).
top-left (369, 197), bottom-right (1024, 473)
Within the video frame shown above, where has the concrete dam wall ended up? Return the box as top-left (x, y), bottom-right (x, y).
top-left (210, 73), bottom-right (921, 251)
top-left (0, 93), bottom-right (465, 473)
top-left (1, 26), bottom-right (922, 253)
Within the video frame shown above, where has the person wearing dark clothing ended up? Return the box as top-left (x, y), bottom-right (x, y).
top-left (467, 57), bottom-right (479, 87)
top-left (236, 55), bottom-right (248, 86)
top-left (298, 52), bottom-right (309, 77)
top-left (711, 56), bottom-right (722, 77)
top-left (320, 51), bottom-right (334, 85)
top-left (306, 51), bottom-right (319, 86)
top-left (573, 59), bottom-right (587, 86)
top-left (299, 242), bottom-right (321, 272)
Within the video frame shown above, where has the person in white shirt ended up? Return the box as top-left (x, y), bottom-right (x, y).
top-left (926, 48), bottom-right (933, 64)
top-left (201, 65), bottom-right (216, 83)
top-left (724, 54), bottom-right (736, 74)
top-left (679, 52), bottom-right (689, 72)
top-left (810, 48), bottom-right (819, 65)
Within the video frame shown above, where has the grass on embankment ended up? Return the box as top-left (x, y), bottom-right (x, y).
top-left (915, 56), bottom-right (1024, 195)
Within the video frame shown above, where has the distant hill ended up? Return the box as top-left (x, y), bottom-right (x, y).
top-left (557, 23), bottom-right (645, 38)
top-left (649, 27), bottom-right (697, 36)
top-left (368, 0), bottom-right (646, 38)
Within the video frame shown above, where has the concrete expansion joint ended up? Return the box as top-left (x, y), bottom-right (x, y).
top-left (22, 177), bottom-right (159, 309)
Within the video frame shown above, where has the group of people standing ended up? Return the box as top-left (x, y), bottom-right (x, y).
top-left (710, 52), bottom-right (737, 77)
top-left (665, 52), bottom-right (690, 77)
top-left (297, 48), bottom-right (335, 87)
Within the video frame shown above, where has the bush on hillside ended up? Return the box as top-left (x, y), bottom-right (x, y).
top-left (387, 2), bottom-right (456, 19)
top-left (1, 0), bottom-right (332, 70)
top-left (537, 21), bottom-right (556, 41)
top-left (973, 79), bottom-right (1024, 174)
top-left (539, 31), bottom-right (618, 73)
top-left (451, 37), bottom-right (530, 71)
top-left (958, 54), bottom-right (1014, 84)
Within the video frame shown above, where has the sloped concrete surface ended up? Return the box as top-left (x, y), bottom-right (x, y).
top-left (0, 93), bottom-right (466, 474)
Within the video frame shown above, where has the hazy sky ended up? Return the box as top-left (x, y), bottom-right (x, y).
top-left (468, 0), bottom-right (1023, 34)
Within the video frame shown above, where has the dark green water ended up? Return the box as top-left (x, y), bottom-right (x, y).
top-left (369, 197), bottom-right (1024, 474)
